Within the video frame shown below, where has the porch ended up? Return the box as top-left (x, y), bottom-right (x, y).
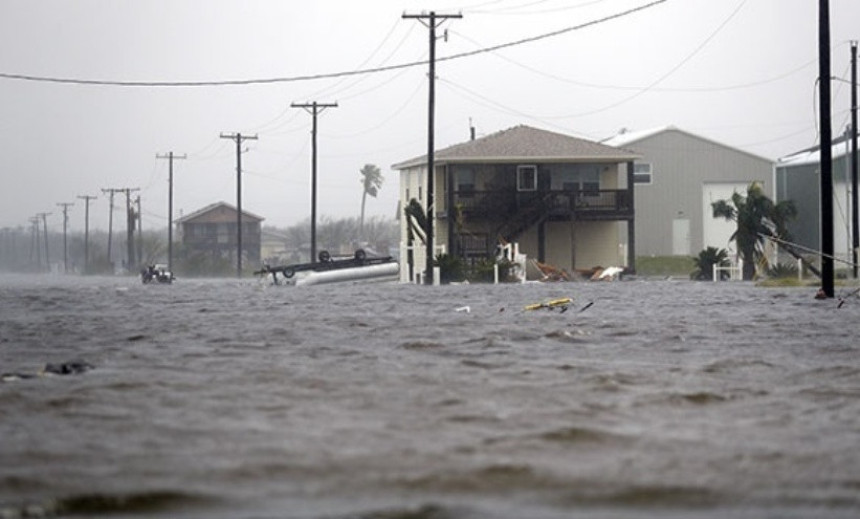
top-left (446, 187), bottom-right (633, 261)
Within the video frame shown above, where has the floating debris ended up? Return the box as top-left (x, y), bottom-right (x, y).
top-left (524, 297), bottom-right (573, 312)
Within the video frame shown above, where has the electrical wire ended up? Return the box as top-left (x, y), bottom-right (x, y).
top-left (469, 0), bottom-right (612, 16)
top-left (451, 26), bottom-right (818, 93)
top-left (0, 0), bottom-right (668, 88)
top-left (545, 0), bottom-right (748, 119)
top-left (325, 77), bottom-right (426, 139)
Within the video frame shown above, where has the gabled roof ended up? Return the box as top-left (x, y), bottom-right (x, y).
top-left (602, 125), bottom-right (774, 163)
top-left (601, 125), bottom-right (676, 147)
top-left (175, 201), bottom-right (264, 224)
top-left (392, 125), bottom-right (638, 169)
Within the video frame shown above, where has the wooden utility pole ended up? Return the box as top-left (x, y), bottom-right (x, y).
top-left (157, 151), bottom-right (186, 275)
top-left (291, 101), bottom-right (337, 263)
top-left (124, 188), bottom-right (140, 272)
top-left (136, 195), bottom-right (143, 267)
top-left (36, 212), bottom-right (51, 272)
top-left (403, 11), bottom-right (462, 284)
top-left (56, 202), bottom-right (73, 273)
top-left (819, 0), bottom-right (834, 297)
top-left (77, 195), bottom-right (97, 274)
top-left (102, 188), bottom-right (119, 269)
top-left (29, 216), bottom-right (41, 267)
top-left (220, 133), bottom-right (258, 277)
top-left (102, 187), bottom-right (139, 273)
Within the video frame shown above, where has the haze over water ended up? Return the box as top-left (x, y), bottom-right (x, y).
top-left (1, 274), bottom-right (859, 518)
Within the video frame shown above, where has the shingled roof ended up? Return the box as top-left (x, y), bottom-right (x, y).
top-left (175, 201), bottom-right (264, 224)
top-left (393, 125), bottom-right (637, 169)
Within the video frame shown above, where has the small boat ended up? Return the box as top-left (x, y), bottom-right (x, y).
top-left (255, 249), bottom-right (399, 286)
top-left (141, 264), bottom-right (175, 284)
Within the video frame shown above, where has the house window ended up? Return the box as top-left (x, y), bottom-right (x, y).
top-left (456, 167), bottom-right (475, 197)
top-left (634, 163), bottom-right (652, 184)
top-left (517, 165), bottom-right (537, 191)
top-left (581, 168), bottom-right (600, 195)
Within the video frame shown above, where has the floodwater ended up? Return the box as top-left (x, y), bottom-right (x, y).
top-left (1, 273), bottom-right (859, 519)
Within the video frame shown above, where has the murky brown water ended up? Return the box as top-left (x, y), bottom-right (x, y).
top-left (2, 274), bottom-right (859, 518)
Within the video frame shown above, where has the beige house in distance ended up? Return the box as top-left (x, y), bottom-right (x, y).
top-left (176, 201), bottom-right (264, 265)
top-left (393, 125), bottom-right (639, 282)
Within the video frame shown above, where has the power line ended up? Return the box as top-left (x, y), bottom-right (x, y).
top-left (0, 0), bottom-right (667, 88)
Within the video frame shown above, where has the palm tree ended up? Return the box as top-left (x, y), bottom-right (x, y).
top-left (404, 198), bottom-right (427, 281)
top-left (711, 182), bottom-right (797, 280)
top-left (359, 164), bottom-right (383, 235)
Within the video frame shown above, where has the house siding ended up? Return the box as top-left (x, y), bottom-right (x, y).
top-left (177, 203), bottom-right (263, 265)
top-left (620, 129), bottom-right (773, 257)
top-left (775, 150), bottom-right (855, 266)
top-left (544, 220), bottom-right (620, 271)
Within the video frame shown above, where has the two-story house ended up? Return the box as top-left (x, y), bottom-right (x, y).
top-left (175, 201), bottom-right (264, 266)
top-left (393, 125), bottom-right (639, 282)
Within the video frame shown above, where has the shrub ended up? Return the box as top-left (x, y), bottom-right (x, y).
top-left (691, 247), bottom-right (730, 281)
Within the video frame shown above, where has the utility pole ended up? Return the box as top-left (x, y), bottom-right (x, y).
top-left (157, 151), bottom-right (186, 275)
top-left (136, 195), bottom-right (143, 267)
top-left (291, 101), bottom-right (337, 263)
top-left (102, 188), bottom-right (119, 270)
top-left (850, 40), bottom-right (858, 278)
top-left (77, 195), bottom-right (96, 274)
top-left (220, 132), bottom-right (258, 277)
top-left (56, 202), bottom-right (73, 273)
top-left (36, 212), bottom-right (51, 272)
top-left (403, 11), bottom-right (462, 285)
top-left (123, 188), bottom-right (140, 272)
top-left (818, 0), bottom-right (834, 298)
top-left (102, 187), bottom-right (139, 273)
top-left (29, 216), bottom-right (41, 267)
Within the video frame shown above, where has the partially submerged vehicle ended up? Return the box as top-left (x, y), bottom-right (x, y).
top-left (141, 264), bottom-right (174, 284)
top-left (255, 249), bottom-right (399, 286)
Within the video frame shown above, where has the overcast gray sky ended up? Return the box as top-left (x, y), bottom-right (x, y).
top-left (1, 0), bottom-right (858, 233)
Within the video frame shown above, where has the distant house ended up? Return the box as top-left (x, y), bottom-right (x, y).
top-left (604, 126), bottom-right (774, 258)
top-left (175, 201), bottom-right (264, 265)
top-left (392, 125), bottom-right (639, 282)
top-left (775, 131), bottom-right (859, 268)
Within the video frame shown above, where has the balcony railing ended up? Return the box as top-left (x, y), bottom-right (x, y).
top-left (453, 188), bottom-right (632, 220)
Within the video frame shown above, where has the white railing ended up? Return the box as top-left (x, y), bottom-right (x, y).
top-left (713, 258), bottom-right (743, 281)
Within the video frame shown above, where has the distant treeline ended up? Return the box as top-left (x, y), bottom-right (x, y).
top-left (0, 215), bottom-right (399, 276)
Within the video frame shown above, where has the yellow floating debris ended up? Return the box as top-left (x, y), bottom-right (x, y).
top-left (524, 297), bottom-right (573, 311)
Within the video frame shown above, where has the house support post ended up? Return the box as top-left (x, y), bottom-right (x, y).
top-left (569, 219), bottom-right (576, 272)
top-left (537, 221), bottom-right (546, 263)
top-left (447, 166), bottom-right (455, 259)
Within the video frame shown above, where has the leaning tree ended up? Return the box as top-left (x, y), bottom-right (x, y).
top-left (359, 164), bottom-right (383, 235)
top-left (711, 182), bottom-right (799, 281)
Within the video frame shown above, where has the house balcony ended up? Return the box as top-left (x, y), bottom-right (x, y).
top-left (451, 188), bottom-right (633, 222)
